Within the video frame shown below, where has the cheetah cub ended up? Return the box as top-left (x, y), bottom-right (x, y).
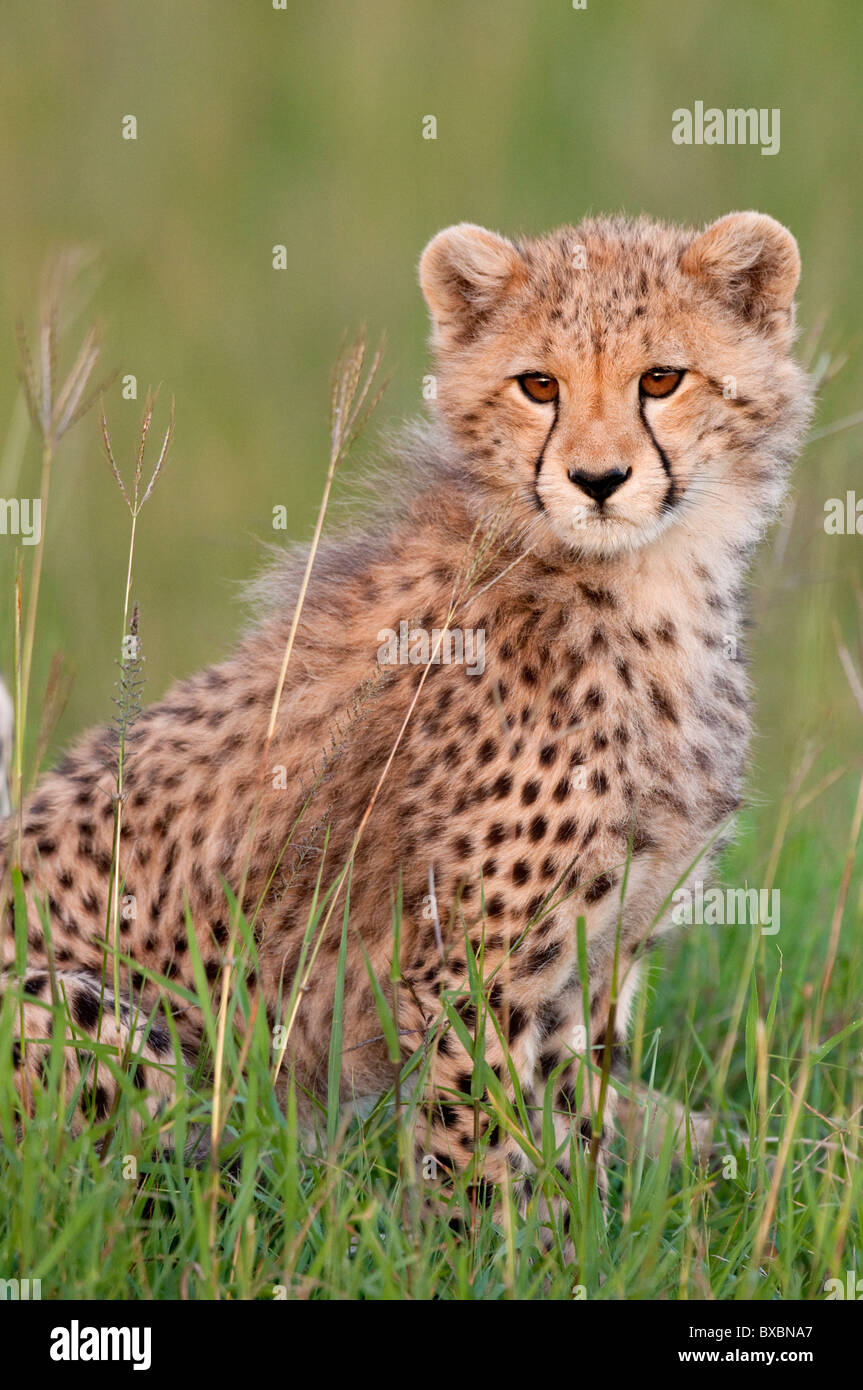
top-left (2, 212), bottom-right (811, 1210)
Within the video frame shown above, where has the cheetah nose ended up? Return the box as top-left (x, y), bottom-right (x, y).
top-left (567, 466), bottom-right (632, 504)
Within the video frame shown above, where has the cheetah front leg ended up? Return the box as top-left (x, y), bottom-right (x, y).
top-left (534, 1032), bottom-right (618, 1203)
top-left (413, 985), bottom-right (609, 1247)
top-left (415, 1004), bottom-right (538, 1214)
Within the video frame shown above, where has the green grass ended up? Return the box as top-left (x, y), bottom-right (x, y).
top-left (1, 0), bottom-right (862, 1302)
top-left (1, 799), bottom-right (861, 1300)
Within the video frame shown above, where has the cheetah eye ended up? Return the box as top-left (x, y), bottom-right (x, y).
top-left (517, 373), bottom-right (559, 404)
top-left (639, 368), bottom-right (685, 399)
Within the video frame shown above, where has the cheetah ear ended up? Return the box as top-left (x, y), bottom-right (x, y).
top-left (419, 223), bottom-right (524, 342)
top-left (680, 212), bottom-right (801, 324)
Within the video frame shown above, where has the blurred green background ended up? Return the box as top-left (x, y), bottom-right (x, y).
top-left (0, 0), bottom-right (861, 890)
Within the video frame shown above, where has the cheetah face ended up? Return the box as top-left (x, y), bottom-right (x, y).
top-left (420, 214), bottom-right (810, 561)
